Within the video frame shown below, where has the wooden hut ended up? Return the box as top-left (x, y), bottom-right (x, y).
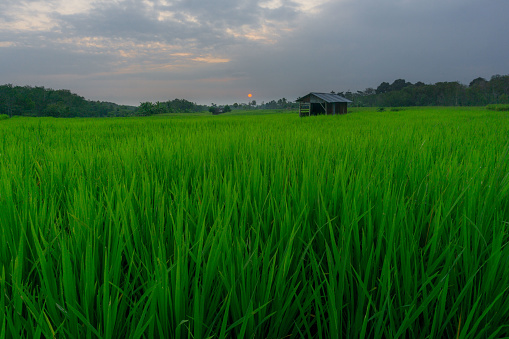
top-left (296, 92), bottom-right (352, 117)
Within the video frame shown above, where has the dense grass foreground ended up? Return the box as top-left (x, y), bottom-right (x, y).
top-left (1, 107), bottom-right (509, 338)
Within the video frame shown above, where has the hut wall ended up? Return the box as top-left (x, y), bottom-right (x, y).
top-left (310, 103), bottom-right (325, 115)
top-left (339, 103), bottom-right (347, 114)
top-left (324, 103), bottom-right (347, 115)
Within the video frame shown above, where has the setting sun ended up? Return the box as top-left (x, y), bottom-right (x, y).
top-left (248, 93), bottom-right (252, 98)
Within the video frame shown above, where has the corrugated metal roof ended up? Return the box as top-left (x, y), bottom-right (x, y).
top-left (297, 92), bottom-right (352, 103)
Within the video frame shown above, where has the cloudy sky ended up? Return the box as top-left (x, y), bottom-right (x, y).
top-left (1, 0), bottom-right (508, 105)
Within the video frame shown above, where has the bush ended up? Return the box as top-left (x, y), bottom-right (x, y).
top-left (377, 107), bottom-right (386, 112)
top-left (0, 114), bottom-right (9, 120)
top-left (486, 104), bottom-right (509, 111)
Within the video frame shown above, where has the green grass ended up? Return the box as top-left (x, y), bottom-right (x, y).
top-left (220, 108), bottom-right (295, 116)
top-left (1, 107), bottom-right (508, 338)
top-left (157, 108), bottom-right (295, 117)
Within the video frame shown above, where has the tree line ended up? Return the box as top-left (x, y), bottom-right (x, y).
top-left (137, 99), bottom-right (208, 115)
top-left (0, 85), bottom-right (206, 118)
top-left (209, 99), bottom-right (298, 111)
top-left (0, 85), bottom-right (138, 118)
top-left (336, 74), bottom-right (509, 107)
top-left (0, 84), bottom-right (300, 118)
top-left (2, 75), bottom-right (508, 118)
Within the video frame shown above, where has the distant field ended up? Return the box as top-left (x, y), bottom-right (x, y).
top-left (157, 108), bottom-right (297, 116)
top-left (1, 107), bottom-right (508, 338)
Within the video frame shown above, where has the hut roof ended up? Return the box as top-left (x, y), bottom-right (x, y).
top-left (296, 92), bottom-right (352, 103)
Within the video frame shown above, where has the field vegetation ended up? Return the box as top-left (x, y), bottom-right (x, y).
top-left (2, 74), bottom-right (508, 119)
top-left (1, 107), bottom-right (508, 338)
top-left (487, 104), bottom-right (509, 111)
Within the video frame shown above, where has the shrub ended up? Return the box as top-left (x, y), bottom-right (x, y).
top-left (0, 114), bottom-right (9, 120)
top-left (486, 104), bottom-right (509, 111)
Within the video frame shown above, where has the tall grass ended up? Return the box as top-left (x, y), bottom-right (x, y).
top-left (1, 107), bottom-right (508, 338)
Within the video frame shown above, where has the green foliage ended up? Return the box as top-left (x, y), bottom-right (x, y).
top-left (0, 114), bottom-right (9, 120)
top-left (209, 105), bottom-right (218, 114)
top-left (0, 84), bottom-right (136, 117)
top-left (487, 104), bottom-right (509, 111)
top-left (208, 105), bottom-right (232, 115)
top-left (343, 74), bottom-right (509, 107)
top-left (138, 99), bottom-right (207, 115)
top-left (258, 98), bottom-right (299, 110)
top-left (138, 101), bottom-right (156, 116)
top-left (1, 108), bottom-right (509, 338)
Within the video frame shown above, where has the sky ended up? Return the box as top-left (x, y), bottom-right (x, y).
top-left (1, 0), bottom-right (508, 106)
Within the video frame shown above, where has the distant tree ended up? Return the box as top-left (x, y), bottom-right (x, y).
top-left (499, 94), bottom-right (509, 104)
top-left (138, 102), bottom-right (155, 116)
top-left (363, 88), bottom-right (376, 95)
top-left (276, 98), bottom-right (287, 108)
top-left (43, 102), bottom-right (69, 117)
top-left (154, 101), bottom-right (166, 114)
top-left (223, 105), bottom-right (232, 113)
top-left (376, 82), bottom-right (391, 94)
top-left (469, 77), bottom-right (487, 88)
top-left (390, 79), bottom-right (412, 91)
top-left (265, 100), bottom-right (277, 109)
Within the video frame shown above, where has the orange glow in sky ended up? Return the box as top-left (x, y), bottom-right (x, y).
top-left (248, 93), bottom-right (252, 98)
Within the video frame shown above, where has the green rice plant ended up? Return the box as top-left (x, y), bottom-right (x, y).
top-left (0, 107), bottom-right (508, 338)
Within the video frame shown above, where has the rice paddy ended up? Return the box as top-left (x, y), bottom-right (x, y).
top-left (1, 107), bottom-right (508, 338)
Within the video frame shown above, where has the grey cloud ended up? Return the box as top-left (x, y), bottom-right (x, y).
top-left (0, 46), bottom-right (114, 77)
top-left (58, 1), bottom-right (165, 40)
top-left (219, 0), bottom-right (509, 102)
top-left (1, 0), bottom-right (508, 106)
top-left (55, 0), bottom-right (300, 48)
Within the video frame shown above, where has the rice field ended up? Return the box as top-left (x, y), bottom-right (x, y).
top-left (1, 107), bottom-right (508, 338)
